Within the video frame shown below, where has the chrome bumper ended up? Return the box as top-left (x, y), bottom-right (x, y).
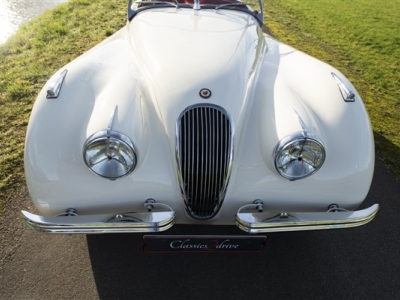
top-left (21, 210), bottom-right (176, 234)
top-left (22, 203), bottom-right (378, 234)
top-left (235, 204), bottom-right (379, 233)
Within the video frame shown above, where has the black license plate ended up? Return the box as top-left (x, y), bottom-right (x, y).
top-left (143, 235), bottom-right (267, 253)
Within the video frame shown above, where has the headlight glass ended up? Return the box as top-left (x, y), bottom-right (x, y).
top-left (83, 130), bottom-right (137, 180)
top-left (274, 133), bottom-right (325, 180)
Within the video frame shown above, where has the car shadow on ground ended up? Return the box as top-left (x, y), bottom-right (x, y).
top-left (373, 130), bottom-right (400, 179)
top-left (87, 158), bottom-right (399, 300)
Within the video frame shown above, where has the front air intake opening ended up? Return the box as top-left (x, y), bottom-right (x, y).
top-left (177, 105), bottom-right (233, 220)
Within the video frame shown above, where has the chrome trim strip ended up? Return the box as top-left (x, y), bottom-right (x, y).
top-left (107, 105), bottom-right (117, 137)
top-left (21, 210), bottom-right (176, 234)
top-left (235, 204), bottom-right (379, 233)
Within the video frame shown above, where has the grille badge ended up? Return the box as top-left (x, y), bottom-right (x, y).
top-left (199, 89), bottom-right (212, 99)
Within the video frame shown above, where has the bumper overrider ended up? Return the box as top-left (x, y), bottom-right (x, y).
top-left (21, 200), bottom-right (379, 234)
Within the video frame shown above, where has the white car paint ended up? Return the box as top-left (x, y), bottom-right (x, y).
top-left (24, 4), bottom-right (374, 226)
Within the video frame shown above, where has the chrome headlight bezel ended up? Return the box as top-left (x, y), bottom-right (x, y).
top-left (83, 130), bottom-right (137, 180)
top-left (274, 133), bottom-right (325, 181)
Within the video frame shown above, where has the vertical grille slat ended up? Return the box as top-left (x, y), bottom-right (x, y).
top-left (177, 105), bottom-right (232, 220)
top-left (207, 109), bottom-right (214, 209)
top-left (200, 107), bottom-right (205, 213)
top-left (191, 109), bottom-right (195, 210)
top-left (218, 113), bottom-right (224, 199)
top-left (209, 109), bottom-right (215, 206)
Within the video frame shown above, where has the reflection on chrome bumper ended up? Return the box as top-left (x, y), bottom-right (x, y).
top-left (22, 204), bottom-right (379, 234)
top-left (21, 210), bottom-right (176, 234)
top-left (235, 204), bottom-right (379, 233)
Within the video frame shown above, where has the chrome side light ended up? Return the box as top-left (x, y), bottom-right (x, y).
top-left (274, 133), bottom-right (325, 181)
top-left (83, 130), bottom-right (137, 180)
top-left (331, 72), bottom-right (356, 102)
top-left (47, 69), bottom-right (68, 99)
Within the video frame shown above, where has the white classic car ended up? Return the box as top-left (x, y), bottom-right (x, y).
top-left (22, 0), bottom-right (378, 250)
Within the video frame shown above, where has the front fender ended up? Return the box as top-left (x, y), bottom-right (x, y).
top-left (225, 36), bottom-right (374, 212)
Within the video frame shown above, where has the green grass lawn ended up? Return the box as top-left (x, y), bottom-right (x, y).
top-left (0, 0), bottom-right (126, 211)
top-left (263, 0), bottom-right (400, 176)
top-left (0, 0), bottom-right (399, 211)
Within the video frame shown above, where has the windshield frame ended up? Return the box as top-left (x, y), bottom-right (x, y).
top-left (127, 0), bottom-right (264, 25)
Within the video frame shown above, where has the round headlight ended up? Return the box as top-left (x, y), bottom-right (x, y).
top-left (83, 130), bottom-right (137, 180)
top-left (274, 133), bottom-right (325, 180)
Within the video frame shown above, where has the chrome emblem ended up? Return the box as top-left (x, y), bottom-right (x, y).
top-left (199, 89), bottom-right (212, 99)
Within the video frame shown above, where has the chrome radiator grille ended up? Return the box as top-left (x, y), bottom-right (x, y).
top-left (177, 105), bottom-right (233, 219)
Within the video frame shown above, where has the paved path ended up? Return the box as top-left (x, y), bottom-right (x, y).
top-left (1, 157), bottom-right (399, 300)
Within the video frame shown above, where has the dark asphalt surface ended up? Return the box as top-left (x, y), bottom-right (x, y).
top-left (87, 157), bottom-right (400, 300)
